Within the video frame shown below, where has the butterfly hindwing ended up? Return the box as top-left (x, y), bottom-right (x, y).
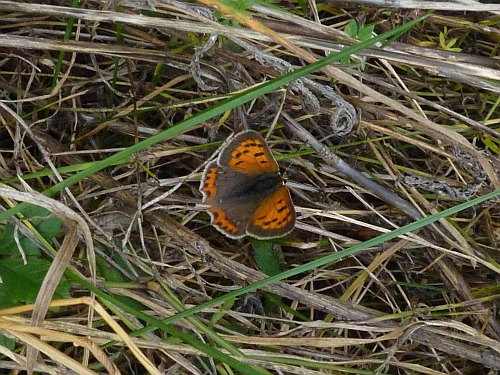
top-left (246, 185), bottom-right (296, 239)
top-left (208, 205), bottom-right (248, 238)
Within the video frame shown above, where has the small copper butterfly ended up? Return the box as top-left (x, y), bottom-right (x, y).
top-left (200, 130), bottom-right (296, 239)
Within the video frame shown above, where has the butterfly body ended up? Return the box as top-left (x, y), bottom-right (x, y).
top-left (200, 130), bottom-right (295, 239)
top-left (215, 171), bottom-right (282, 203)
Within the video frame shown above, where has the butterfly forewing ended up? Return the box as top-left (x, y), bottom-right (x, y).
top-left (199, 161), bottom-right (218, 203)
top-left (201, 163), bottom-right (258, 239)
top-left (218, 131), bottom-right (279, 174)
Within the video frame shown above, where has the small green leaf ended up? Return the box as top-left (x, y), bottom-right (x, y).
top-left (210, 298), bottom-right (235, 326)
top-left (0, 258), bottom-right (70, 305)
top-left (0, 285), bottom-right (15, 309)
top-left (439, 32), bottom-right (446, 48)
top-left (446, 37), bottom-right (458, 49)
top-left (96, 255), bottom-right (129, 283)
top-left (237, 0), bottom-right (255, 10)
top-left (0, 205), bottom-right (62, 256)
top-left (358, 24), bottom-right (374, 41)
top-left (296, 0), bottom-right (307, 11)
top-left (0, 223), bottom-right (39, 256)
top-left (33, 214), bottom-right (63, 240)
top-left (249, 239), bottom-right (281, 276)
top-left (345, 19), bottom-right (358, 38)
top-left (483, 136), bottom-right (500, 154)
top-left (0, 334), bottom-right (15, 351)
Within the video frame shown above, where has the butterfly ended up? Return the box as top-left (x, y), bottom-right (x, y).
top-left (199, 130), bottom-right (296, 239)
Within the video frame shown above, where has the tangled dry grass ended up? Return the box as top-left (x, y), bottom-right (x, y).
top-left (1, 0), bottom-right (500, 374)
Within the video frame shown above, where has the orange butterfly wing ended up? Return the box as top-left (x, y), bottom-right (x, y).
top-left (200, 161), bottom-right (250, 238)
top-left (246, 185), bottom-right (295, 239)
top-left (218, 131), bottom-right (279, 174)
top-left (209, 205), bottom-right (245, 237)
top-left (200, 162), bottom-right (218, 203)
